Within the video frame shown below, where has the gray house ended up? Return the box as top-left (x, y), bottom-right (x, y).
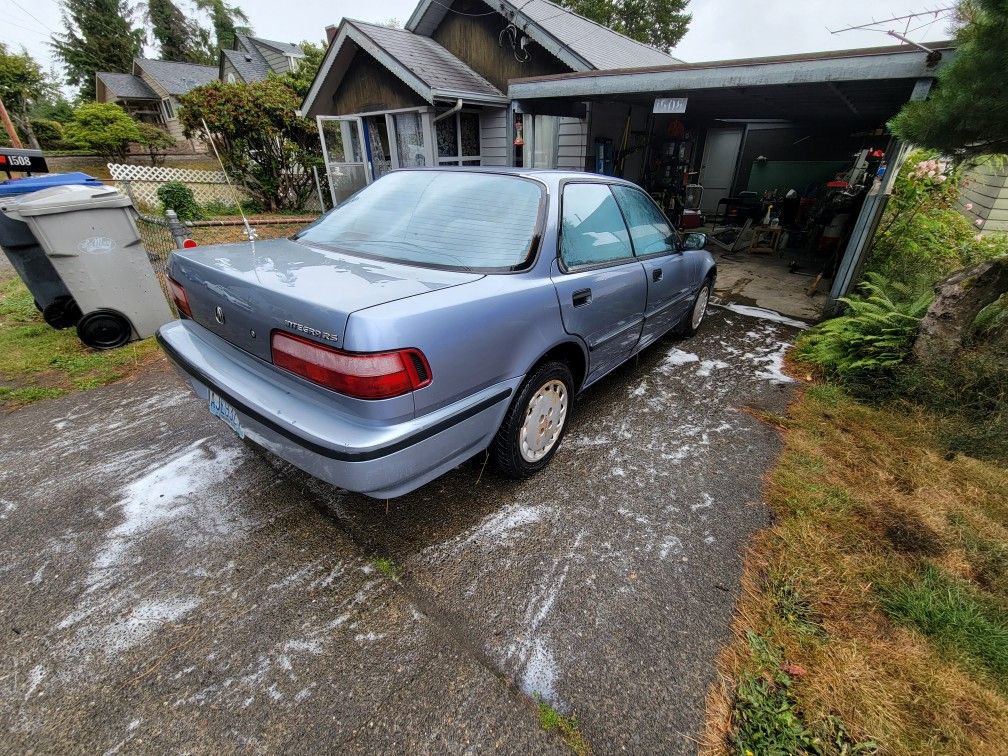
top-left (300, 0), bottom-right (678, 201)
top-left (95, 58), bottom-right (219, 144)
top-left (220, 33), bottom-right (306, 84)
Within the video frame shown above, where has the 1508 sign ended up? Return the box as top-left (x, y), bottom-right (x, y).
top-left (0, 149), bottom-right (49, 173)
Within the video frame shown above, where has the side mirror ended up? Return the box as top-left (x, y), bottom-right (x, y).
top-left (682, 232), bottom-right (707, 251)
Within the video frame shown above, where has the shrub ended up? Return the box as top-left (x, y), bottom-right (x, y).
top-left (795, 274), bottom-right (933, 380)
top-left (157, 182), bottom-right (203, 221)
top-left (29, 118), bottom-right (63, 149)
top-left (62, 102), bottom-right (141, 163)
top-left (865, 151), bottom-right (1007, 294)
top-left (135, 122), bottom-right (175, 167)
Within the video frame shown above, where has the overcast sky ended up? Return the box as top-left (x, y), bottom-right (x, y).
top-left (4, 0), bottom-right (954, 93)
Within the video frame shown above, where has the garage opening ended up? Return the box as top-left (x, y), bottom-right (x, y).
top-left (510, 42), bottom-right (953, 322)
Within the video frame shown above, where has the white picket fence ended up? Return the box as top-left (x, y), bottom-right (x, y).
top-left (107, 163), bottom-right (247, 209)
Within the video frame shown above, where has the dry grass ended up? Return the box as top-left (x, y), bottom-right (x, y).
top-left (703, 380), bottom-right (1008, 755)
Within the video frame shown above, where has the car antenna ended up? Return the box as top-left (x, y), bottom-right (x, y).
top-left (201, 117), bottom-right (255, 243)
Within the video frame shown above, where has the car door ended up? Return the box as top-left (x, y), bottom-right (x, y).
top-left (552, 182), bottom-right (647, 384)
top-left (611, 184), bottom-right (693, 349)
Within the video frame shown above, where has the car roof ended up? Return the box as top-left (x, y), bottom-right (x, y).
top-left (391, 166), bottom-right (640, 188)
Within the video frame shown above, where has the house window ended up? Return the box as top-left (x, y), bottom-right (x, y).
top-left (435, 109), bottom-right (481, 166)
top-left (162, 98), bottom-right (175, 120)
top-left (287, 55), bottom-right (299, 72)
top-left (226, 72), bottom-right (237, 84)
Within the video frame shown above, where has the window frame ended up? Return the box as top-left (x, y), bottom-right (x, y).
top-left (435, 109), bottom-right (483, 167)
top-left (610, 184), bottom-right (683, 261)
top-left (557, 179), bottom-right (641, 274)
top-left (161, 98), bottom-right (175, 120)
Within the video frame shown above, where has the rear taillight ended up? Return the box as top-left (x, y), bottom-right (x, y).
top-left (167, 276), bottom-right (192, 318)
top-left (270, 331), bottom-right (432, 399)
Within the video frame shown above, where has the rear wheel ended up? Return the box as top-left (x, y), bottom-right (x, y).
top-left (76, 309), bottom-right (132, 350)
top-left (491, 360), bottom-right (573, 479)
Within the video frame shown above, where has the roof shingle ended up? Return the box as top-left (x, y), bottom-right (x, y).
top-left (135, 59), bottom-right (219, 96)
top-left (96, 72), bottom-right (158, 99)
top-left (515, 0), bottom-right (681, 68)
top-left (350, 20), bottom-right (505, 100)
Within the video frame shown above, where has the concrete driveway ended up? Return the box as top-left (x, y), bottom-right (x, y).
top-left (0, 306), bottom-right (801, 753)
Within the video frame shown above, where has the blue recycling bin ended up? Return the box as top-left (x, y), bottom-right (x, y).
top-left (0, 173), bottom-right (105, 328)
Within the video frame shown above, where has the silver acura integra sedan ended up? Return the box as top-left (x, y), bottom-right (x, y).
top-left (158, 169), bottom-right (715, 498)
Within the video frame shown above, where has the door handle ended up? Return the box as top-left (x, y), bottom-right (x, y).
top-left (652, 268), bottom-right (663, 282)
top-left (572, 288), bottom-right (592, 307)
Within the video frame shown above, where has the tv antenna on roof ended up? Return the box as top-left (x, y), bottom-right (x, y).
top-left (828, 7), bottom-right (958, 65)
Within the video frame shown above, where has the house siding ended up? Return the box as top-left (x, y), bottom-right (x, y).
top-left (960, 162), bottom-right (1008, 234)
top-left (431, 0), bottom-right (571, 93)
top-left (332, 49), bottom-right (427, 114)
top-left (221, 58), bottom-right (243, 84)
top-left (255, 43), bottom-right (290, 74)
top-left (556, 117), bottom-right (587, 170)
top-left (479, 107), bottom-right (509, 166)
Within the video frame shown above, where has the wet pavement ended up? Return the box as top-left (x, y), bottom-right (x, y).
top-left (0, 306), bottom-right (801, 753)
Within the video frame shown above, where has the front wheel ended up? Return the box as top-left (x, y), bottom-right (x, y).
top-left (491, 360), bottom-right (573, 479)
top-left (677, 279), bottom-right (711, 337)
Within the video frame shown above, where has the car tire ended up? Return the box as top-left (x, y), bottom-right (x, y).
top-left (677, 278), bottom-right (712, 337)
top-left (491, 360), bottom-right (573, 479)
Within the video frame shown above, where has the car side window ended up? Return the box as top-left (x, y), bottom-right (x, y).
top-left (611, 185), bottom-right (676, 256)
top-left (560, 183), bottom-right (634, 268)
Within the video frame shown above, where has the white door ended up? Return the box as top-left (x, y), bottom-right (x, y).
top-left (699, 127), bottom-right (743, 213)
top-left (317, 116), bottom-right (369, 206)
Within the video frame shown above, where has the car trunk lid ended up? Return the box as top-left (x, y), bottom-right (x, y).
top-left (168, 237), bottom-right (483, 362)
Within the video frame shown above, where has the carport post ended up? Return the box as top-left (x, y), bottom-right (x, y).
top-left (164, 209), bottom-right (192, 249)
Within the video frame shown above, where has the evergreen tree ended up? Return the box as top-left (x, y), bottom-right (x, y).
top-left (194, 0), bottom-right (251, 51)
top-left (890, 0), bottom-right (1008, 161)
top-left (51, 0), bottom-right (145, 100)
top-left (556, 0), bottom-right (691, 53)
top-left (148, 0), bottom-right (215, 64)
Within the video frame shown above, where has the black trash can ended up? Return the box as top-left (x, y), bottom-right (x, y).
top-left (0, 172), bottom-right (105, 328)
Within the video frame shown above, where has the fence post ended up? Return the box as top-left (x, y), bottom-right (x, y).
top-left (312, 165), bottom-right (327, 212)
top-left (164, 209), bottom-right (191, 249)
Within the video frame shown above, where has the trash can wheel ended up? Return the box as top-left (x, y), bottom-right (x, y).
top-left (76, 309), bottom-right (133, 350)
top-left (42, 295), bottom-right (83, 330)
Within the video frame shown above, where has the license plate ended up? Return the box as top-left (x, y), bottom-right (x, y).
top-left (208, 390), bottom-right (244, 439)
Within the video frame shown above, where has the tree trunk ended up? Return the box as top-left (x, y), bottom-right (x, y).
top-left (913, 256), bottom-right (1008, 362)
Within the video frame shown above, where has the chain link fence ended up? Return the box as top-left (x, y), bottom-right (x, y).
top-left (133, 211), bottom-right (317, 315)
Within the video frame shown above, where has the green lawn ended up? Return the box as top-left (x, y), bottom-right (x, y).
top-left (0, 274), bottom-right (161, 408)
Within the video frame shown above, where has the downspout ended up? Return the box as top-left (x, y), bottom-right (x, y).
top-left (434, 99), bottom-right (463, 122)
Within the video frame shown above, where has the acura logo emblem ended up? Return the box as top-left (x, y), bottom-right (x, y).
top-left (215, 306), bottom-right (225, 325)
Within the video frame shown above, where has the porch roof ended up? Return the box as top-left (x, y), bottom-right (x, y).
top-left (301, 19), bottom-right (507, 116)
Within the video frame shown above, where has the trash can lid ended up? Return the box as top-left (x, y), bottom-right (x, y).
top-left (0, 172), bottom-right (104, 198)
top-left (6, 184), bottom-right (132, 217)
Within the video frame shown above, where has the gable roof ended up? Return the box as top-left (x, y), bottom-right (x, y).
top-left (134, 59), bottom-right (219, 96)
top-left (407, 0), bottom-right (681, 70)
top-left (301, 19), bottom-right (506, 115)
top-left (96, 71), bottom-right (158, 99)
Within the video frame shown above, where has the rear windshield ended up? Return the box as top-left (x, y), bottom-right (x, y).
top-left (295, 171), bottom-right (543, 271)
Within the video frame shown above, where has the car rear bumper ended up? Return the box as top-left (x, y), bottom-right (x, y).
top-left (156, 320), bottom-right (519, 498)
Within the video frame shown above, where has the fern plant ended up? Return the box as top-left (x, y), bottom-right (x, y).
top-left (796, 274), bottom-right (933, 378)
